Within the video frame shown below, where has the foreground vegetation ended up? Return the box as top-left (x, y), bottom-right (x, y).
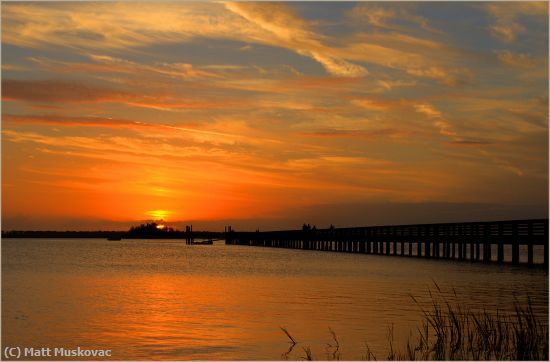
top-left (281, 286), bottom-right (548, 360)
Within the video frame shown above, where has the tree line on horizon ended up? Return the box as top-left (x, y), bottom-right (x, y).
top-left (2, 222), bottom-right (223, 239)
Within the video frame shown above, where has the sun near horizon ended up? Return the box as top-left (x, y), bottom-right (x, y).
top-left (2, 2), bottom-right (548, 231)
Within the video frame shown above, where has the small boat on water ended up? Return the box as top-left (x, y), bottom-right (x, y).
top-left (191, 239), bottom-right (213, 245)
top-left (107, 237), bottom-right (122, 241)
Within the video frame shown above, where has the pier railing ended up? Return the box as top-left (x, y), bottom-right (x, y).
top-left (225, 219), bottom-right (548, 266)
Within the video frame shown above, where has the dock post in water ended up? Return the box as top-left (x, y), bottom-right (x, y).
top-left (527, 222), bottom-right (534, 266)
top-left (511, 221), bottom-right (519, 264)
top-left (498, 242), bottom-right (504, 263)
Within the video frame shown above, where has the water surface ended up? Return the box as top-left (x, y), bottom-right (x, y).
top-left (2, 238), bottom-right (548, 360)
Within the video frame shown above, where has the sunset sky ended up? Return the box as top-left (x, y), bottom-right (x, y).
top-left (2, 2), bottom-right (548, 231)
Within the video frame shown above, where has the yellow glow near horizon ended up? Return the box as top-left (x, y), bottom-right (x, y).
top-left (148, 210), bottom-right (170, 220)
top-left (156, 224), bottom-right (166, 229)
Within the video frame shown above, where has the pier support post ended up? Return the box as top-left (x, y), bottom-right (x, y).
top-left (409, 241), bottom-right (412, 256)
top-left (497, 242), bottom-right (504, 263)
top-left (417, 242), bottom-right (422, 257)
top-left (401, 241), bottom-right (405, 256)
top-left (527, 223), bottom-right (536, 266)
top-left (425, 240), bottom-right (431, 258)
top-left (483, 242), bottom-right (491, 262)
top-left (512, 241), bottom-right (519, 264)
top-left (393, 241), bottom-right (397, 255)
top-left (386, 241), bottom-right (390, 255)
top-left (544, 242), bottom-right (548, 267)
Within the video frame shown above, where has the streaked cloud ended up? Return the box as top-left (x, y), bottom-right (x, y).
top-left (349, 3), bottom-right (443, 34)
top-left (3, 79), bottom-right (237, 111)
top-left (2, 2), bottom-right (547, 229)
top-left (486, 2), bottom-right (548, 42)
top-left (224, 2), bottom-right (368, 77)
top-left (3, 2), bottom-right (368, 78)
top-left (496, 50), bottom-right (536, 68)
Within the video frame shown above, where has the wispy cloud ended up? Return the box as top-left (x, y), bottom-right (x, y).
top-left (223, 2), bottom-right (368, 77)
top-left (486, 2), bottom-right (548, 42)
top-left (299, 128), bottom-right (409, 140)
top-left (29, 54), bottom-right (220, 79)
top-left (2, 2), bottom-right (547, 227)
top-left (496, 50), bottom-right (537, 68)
top-left (349, 3), bottom-right (443, 34)
top-left (2, 79), bottom-right (236, 111)
top-left (3, 2), bottom-right (368, 78)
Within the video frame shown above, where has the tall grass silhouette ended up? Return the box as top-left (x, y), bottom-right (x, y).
top-left (281, 285), bottom-right (548, 360)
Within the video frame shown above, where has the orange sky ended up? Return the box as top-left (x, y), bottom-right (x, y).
top-left (2, 2), bottom-right (548, 230)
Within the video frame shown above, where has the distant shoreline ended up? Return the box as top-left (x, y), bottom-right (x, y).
top-left (1, 230), bottom-right (223, 239)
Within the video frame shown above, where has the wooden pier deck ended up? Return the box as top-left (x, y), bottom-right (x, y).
top-left (225, 219), bottom-right (549, 266)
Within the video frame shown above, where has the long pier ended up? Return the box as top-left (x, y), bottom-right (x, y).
top-left (225, 219), bottom-right (549, 266)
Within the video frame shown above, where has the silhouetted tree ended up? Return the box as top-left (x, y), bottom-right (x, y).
top-left (126, 222), bottom-right (177, 238)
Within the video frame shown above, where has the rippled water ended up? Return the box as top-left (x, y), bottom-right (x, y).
top-left (2, 238), bottom-right (548, 360)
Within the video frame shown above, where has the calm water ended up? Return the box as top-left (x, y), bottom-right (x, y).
top-left (2, 238), bottom-right (548, 360)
